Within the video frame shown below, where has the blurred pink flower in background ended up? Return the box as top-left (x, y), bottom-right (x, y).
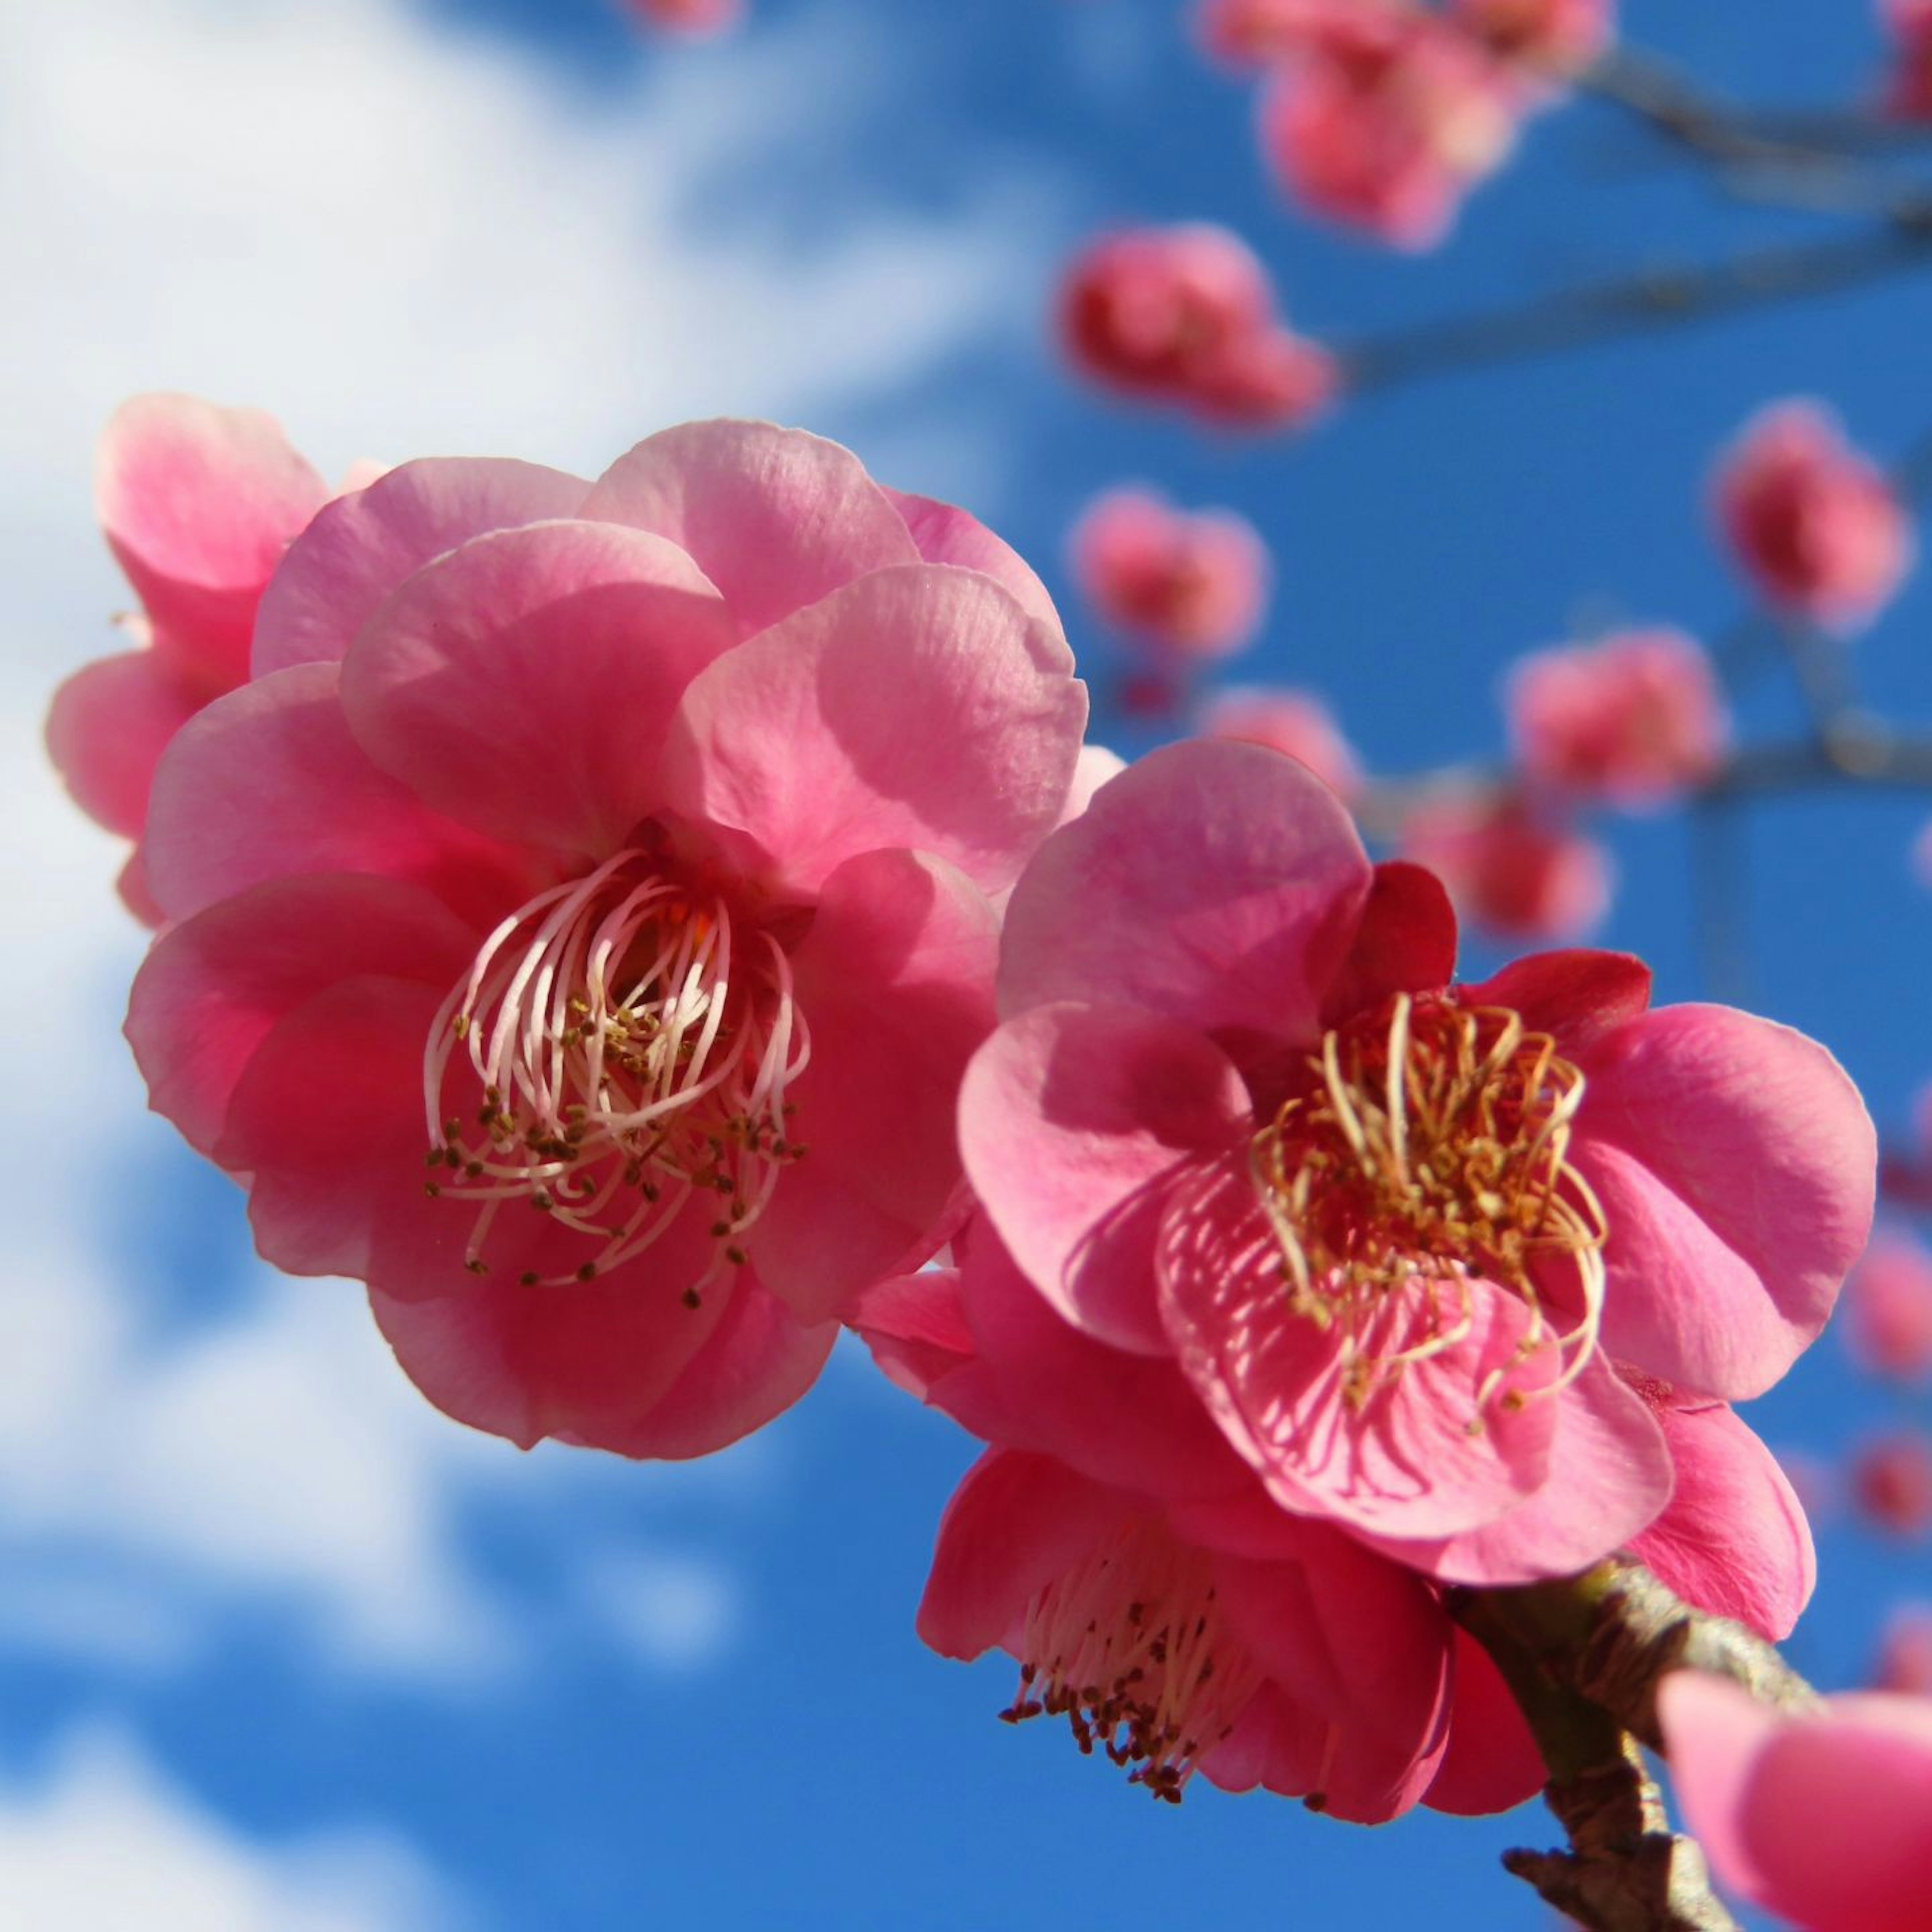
top-left (1507, 626), bottom-right (1730, 809)
top-left (1843, 1228), bottom-right (1932, 1382)
top-left (1712, 400), bottom-right (1914, 633)
top-left (1400, 788), bottom-right (1613, 939)
top-left (123, 416), bottom-right (1088, 1461)
top-left (1883, 0), bottom-right (1932, 120)
top-left (1852, 1432), bottom-right (1932, 1536)
top-left (1070, 487), bottom-right (1272, 661)
top-left (1057, 225), bottom-right (1340, 428)
top-left (1660, 1672), bottom-right (1932, 1931)
top-left (1452, 0), bottom-right (1615, 86)
top-left (621, 0), bottom-right (744, 36)
top-left (1257, 5), bottom-right (1523, 248)
top-left (1195, 0), bottom-right (1370, 73)
top-left (1198, 685), bottom-right (1365, 800)
top-left (1874, 1605), bottom-right (1932, 1696)
top-left (45, 395), bottom-right (334, 923)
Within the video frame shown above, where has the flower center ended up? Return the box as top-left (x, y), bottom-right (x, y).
top-left (1250, 992), bottom-right (1607, 1409)
top-left (422, 848), bottom-right (809, 1296)
top-left (999, 1517), bottom-right (1264, 1804)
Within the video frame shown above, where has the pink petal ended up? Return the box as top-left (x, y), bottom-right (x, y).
top-left (338, 521), bottom-right (738, 857)
top-left (1424, 1627), bottom-right (1545, 1816)
top-left (1320, 859), bottom-right (1458, 1024)
top-left (748, 848), bottom-right (1001, 1323)
top-left (1458, 948), bottom-right (1653, 1050)
top-left (143, 663), bottom-right (550, 927)
top-left (45, 649), bottom-right (199, 838)
top-left (959, 1004), bottom-right (1251, 1356)
top-left (252, 456), bottom-right (588, 676)
top-left (997, 738), bottom-right (1371, 1048)
top-left (98, 394), bottom-right (330, 693)
top-left (1575, 1005), bottom-right (1875, 1399)
top-left (659, 564), bottom-right (1085, 897)
top-left (1629, 1400), bottom-right (1815, 1640)
top-left (883, 486), bottom-right (1063, 632)
top-left (580, 420), bottom-right (920, 635)
top-left (127, 873), bottom-right (476, 1157)
top-left (1159, 1159), bottom-right (1560, 1541)
top-left (846, 1267), bottom-right (977, 1401)
top-left (1656, 1673), bottom-right (1780, 1910)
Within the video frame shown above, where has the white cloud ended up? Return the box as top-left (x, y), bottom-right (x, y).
top-left (581, 1551), bottom-right (741, 1672)
top-left (0, 1724), bottom-right (463, 1932)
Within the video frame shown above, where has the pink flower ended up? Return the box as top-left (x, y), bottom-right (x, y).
top-left (1852, 1433), bottom-right (1932, 1537)
top-left (1056, 225), bottom-right (1340, 429)
top-left (1844, 1230), bottom-right (1932, 1382)
top-left (1194, 0), bottom-right (1372, 73)
top-left (1875, 1606), bottom-right (1932, 1697)
top-left (962, 738), bottom-right (1872, 1583)
top-left (1660, 1672), bottom-right (1932, 1931)
top-left (1450, 0), bottom-right (1614, 87)
top-left (1507, 627), bottom-right (1730, 809)
top-left (1070, 488), bottom-right (1271, 662)
top-left (45, 396), bottom-right (334, 923)
top-left (1400, 788), bottom-right (1613, 939)
top-left (125, 419), bottom-right (1087, 1459)
top-left (622, 0), bottom-right (743, 34)
top-left (1882, 0), bottom-right (1932, 121)
top-left (1712, 401), bottom-right (1914, 634)
top-left (1198, 686), bottom-right (1364, 801)
top-left (1258, 8), bottom-right (1523, 249)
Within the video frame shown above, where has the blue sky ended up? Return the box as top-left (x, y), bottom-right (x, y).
top-left (7, 1), bottom-right (1931, 1925)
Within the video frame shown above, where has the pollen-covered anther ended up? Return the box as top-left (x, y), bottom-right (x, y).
top-left (999, 1517), bottom-right (1263, 1803)
top-left (421, 848), bottom-right (810, 1290)
top-left (1250, 992), bottom-right (1608, 1412)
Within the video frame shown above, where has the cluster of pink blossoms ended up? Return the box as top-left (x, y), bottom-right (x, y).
top-left (52, 401), bottom-right (1878, 1831)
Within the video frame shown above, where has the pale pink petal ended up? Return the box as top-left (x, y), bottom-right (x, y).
top-left (45, 650), bottom-right (199, 838)
top-left (846, 1267), bottom-right (977, 1401)
top-left (1320, 859), bottom-right (1458, 1024)
top-left (998, 738), bottom-right (1372, 1046)
top-left (98, 394), bottom-right (330, 693)
top-left (579, 420), bottom-right (920, 634)
top-left (1424, 1628), bottom-right (1545, 1816)
top-left (1657, 1674), bottom-right (1780, 1910)
top-left (143, 663), bottom-right (550, 927)
top-left (126, 873), bottom-right (476, 1157)
top-left (659, 564), bottom-right (1084, 897)
top-left (959, 1004), bottom-right (1251, 1356)
top-left (339, 521), bottom-right (738, 856)
top-left (251, 457), bottom-right (588, 676)
top-left (748, 848), bottom-right (1001, 1323)
top-left (1575, 1005), bottom-right (1875, 1399)
top-left (882, 487), bottom-right (1063, 632)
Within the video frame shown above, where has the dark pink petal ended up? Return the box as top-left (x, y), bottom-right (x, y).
top-left (580, 420), bottom-right (920, 635)
top-left (251, 457), bottom-right (588, 676)
top-left (44, 649), bottom-right (199, 838)
top-left (1159, 1159), bottom-right (1559, 1542)
top-left (918, 1449), bottom-right (1129, 1659)
top-left (143, 663), bottom-right (550, 927)
top-left (1631, 1402), bottom-right (1814, 1640)
top-left (1574, 1005), bottom-right (1875, 1399)
top-left (1458, 949), bottom-right (1653, 1050)
top-left (1321, 859), bottom-right (1458, 1024)
top-left (883, 486), bottom-right (1062, 632)
top-left (127, 873), bottom-right (476, 1157)
top-left (339, 521), bottom-right (738, 856)
top-left (997, 738), bottom-right (1372, 1048)
top-left (1424, 1628), bottom-right (1545, 1816)
top-left (98, 394), bottom-right (330, 693)
top-left (117, 849), bottom-right (165, 928)
top-left (659, 564), bottom-right (1084, 897)
top-left (959, 1004), bottom-right (1251, 1355)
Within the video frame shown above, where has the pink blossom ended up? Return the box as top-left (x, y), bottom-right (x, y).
top-left (1844, 1230), bottom-right (1932, 1382)
top-left (125, 419), bottom-right (1087, 1459)
top-left (1882, 0), bottom-right (1932, 121)
top-left (45, 395), bottom-right (333, 923)
top-left (1852, 1433), bottom-right (1932, 1537)
top-left (1660, 1672), bottom-right (1932, 1931)
top-left (1194, 0), bottom-right (1374, 73)
top-left (1070, 488), bottom-right (1271, 662)
top-left (1258, 8), bottom-right (1523, 249)
top-left (1507, 627), bottom-right (1730, 809)
top-left (1057, 225), bottom-right (1339, 429)
top-left (1712, 401), bottom-right (1914, 633)
top-left (1199, 686), bottom-right (1364, 801)
top-left (1400, 788), bottom-right (1613, 939)
top-left (1875, 1606), bottom-right (1932, 1697)
top-left (622, 0), bottom-right (743, 34)
top-left (961, 738), bottom-right (1872, 1583)
top-left (1451, 0), bottom-right (1614, 87)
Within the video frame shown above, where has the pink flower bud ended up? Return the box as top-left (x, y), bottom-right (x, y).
top-left (1198, 686), bottom-right (1365, 800)
top-left (1853, 1432), bottom-right (1932, 1537)
top-left (1845, 1229), bottom-right (1932, 1382)
top-left (1400, 790), bottom-right (1613, 939)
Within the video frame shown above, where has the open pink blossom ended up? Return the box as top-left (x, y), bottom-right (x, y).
top-left (1660, 1672), bottom-right (1932, 1931)
top-left (1507, 627), bottom-right (1730, 809)
top-left (1844, 1229), bottom-right (1932, 1382)
top-left (1199, 686), bottom-right (1364, 801)
top-left (1057, 225), bottom-right (1340, 429)
top-left (1883, 0), bottom-right (1932, 121)
top-left (960, 738), bottom-right (1872, 1582)
top-left (1451, 0), bottom-right (1614, 88)
top-left (126, 419), bottom-right (1087, 1459)
top-left (1070, 489), bottom-right (1271, 662)
top-left (1401, 788), bottom-right (1613, 939)
top-left (1258, 7), bottom-right (1523, 248)
top-left (1852, 1432), bottom-right (1932, 1537)
top-left (1713, 401), bottom-right (1914, 634)
top-left (45, 395), bottom-right (334, 923)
